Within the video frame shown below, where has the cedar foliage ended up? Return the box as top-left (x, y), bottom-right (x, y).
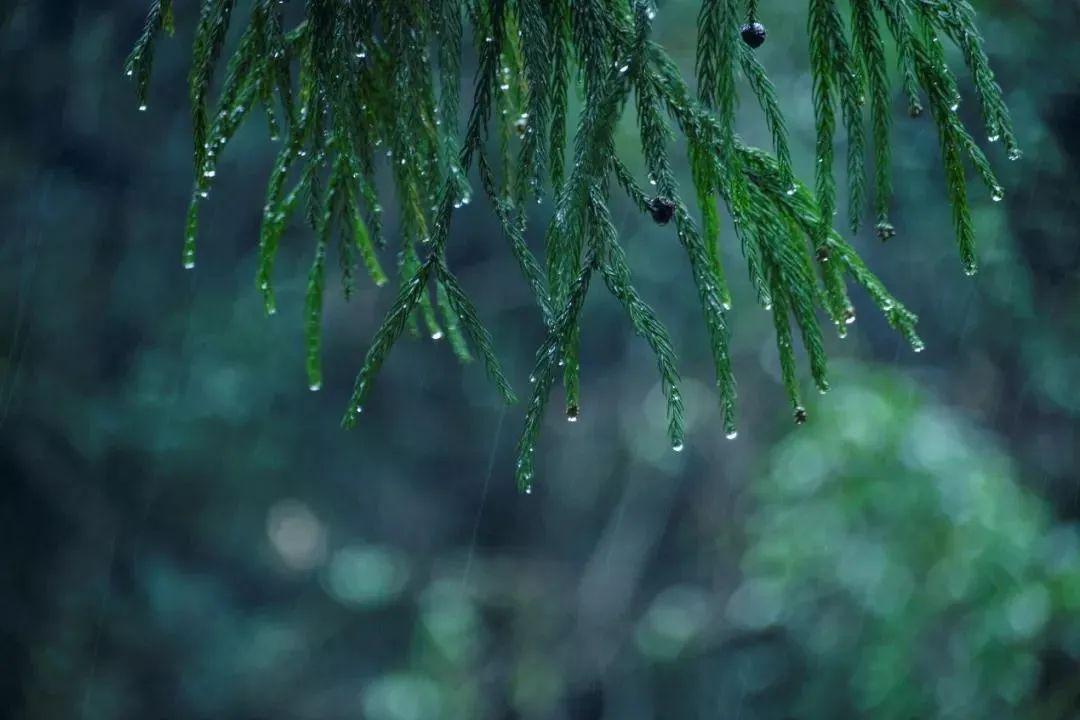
top-left (126, 0), bottom-right (1019, 491)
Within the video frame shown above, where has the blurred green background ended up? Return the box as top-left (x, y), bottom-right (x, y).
top-left (2, 1), bottom-right (1079, 718)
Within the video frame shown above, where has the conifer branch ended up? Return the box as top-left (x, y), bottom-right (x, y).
top-left (128, 0), bottom-right (1018, 487)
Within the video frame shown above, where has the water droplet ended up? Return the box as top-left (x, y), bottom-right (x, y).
top-left (1007, 147), bottom-right (1023, 162)
top-left (672, 441), bottom-right (684, 453)
top-left (912, 339), bottom-right (925, 353)
top-left (431, 331), bottom-right (444, 340)
top-left (183, 260), bottom-right (195, 270)
top-left (793, 407), bottom-right (808, 425)
top-left (844, 308), bottom-right (856, 325)
top-left (785, 185), bottom-right (797, 196)
top-left (203, 169), bottom-right (216, 178)
top-left (524, 485), bottom-right (533, 495)
top-left (988, 133), bottom-right (1000, 143)
top-left (566, 405), bottom-right (579, 423)
top-left (309, 382), bottom-right (322, 392)
top-left (725, 430), bottom-right (738, 440)
top-left (138, 104), bottom-right (148, 112)
top-left (991, 186), bottom-right (1004, 202)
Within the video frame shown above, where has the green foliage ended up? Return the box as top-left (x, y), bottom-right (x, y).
top-left (127, 0), bottom-right (1018, 489)
top-left (736, 368), bottom-right (1080, 718)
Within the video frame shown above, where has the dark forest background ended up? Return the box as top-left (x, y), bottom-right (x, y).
top-left (2, 1), bottom-right (1079, 718)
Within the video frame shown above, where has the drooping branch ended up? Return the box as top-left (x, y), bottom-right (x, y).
top-left (126, 0), bottom-right (1019, 489)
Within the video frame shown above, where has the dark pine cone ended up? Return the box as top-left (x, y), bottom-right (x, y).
top-left (740, 22), bottom-right (767, 49)
top-left (648, 196), bottom-right (676, 225)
